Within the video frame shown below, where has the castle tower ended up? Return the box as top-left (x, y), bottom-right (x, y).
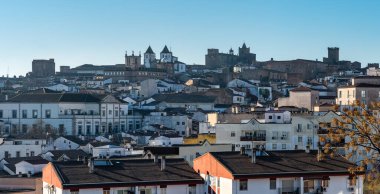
top-left (125, 51), bottom-right (142, 70)
top-left (239, 43), bottom-right (250, 56)
top-left (229, 48), bottom-right (234, 55)
top-left (328, 47), bottom-right (339, 64)
top-left (144, 46), bottom-right (156, 68)
top-left (160, 45), bottom-right (173, 63)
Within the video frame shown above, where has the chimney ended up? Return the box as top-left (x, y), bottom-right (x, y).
top-left (305, 145), bottom-right (310, 153)
top-left (240, 147), bottom-right (246, 155)
top-left (88, 157), bottom-right (95, 173)
top-left (161, 156), bottom-right (166, 171)
top-left (251, 148), bottom-right (257, 164)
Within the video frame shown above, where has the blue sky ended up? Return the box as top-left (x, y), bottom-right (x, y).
top-left (0, 0), bottom-right (379, 76)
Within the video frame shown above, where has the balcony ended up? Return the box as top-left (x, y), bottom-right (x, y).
top-left (278, 187), bottom-right (300, 194)
top-left (240, 135), bottom-right (266, 141)
top-left (317, 128), bottom-right (329, 134)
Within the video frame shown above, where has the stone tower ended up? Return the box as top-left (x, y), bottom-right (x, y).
top-left (328, 47), bottom-right (339, 64)
top-left (144, 46), bottom-right (156, 68)
top-left (160, 45), bottom-right (173, 63)
top-left (125, 51), bottom-right (141, 70)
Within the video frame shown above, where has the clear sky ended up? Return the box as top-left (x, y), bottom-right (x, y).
top-left (0, 0), bottom-right (379, 76)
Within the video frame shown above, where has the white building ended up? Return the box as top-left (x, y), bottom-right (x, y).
top-left (215, 111), bottom-right (321, 151)
top-left (194, 150), bottom-right (364, 194)
top-left (1, 156), bottom-right (48, 176)
top-left (0, 93), bottom-right (130, 136)
top-left (0, 138), bottom-right (46, 160)
top-left (92, 144), bottom-right (131, 158)
top-left (42, 158), bottom-right (204, 194)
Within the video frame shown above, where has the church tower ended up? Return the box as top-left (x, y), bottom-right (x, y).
top-left (125, 51), bottom-right (142, 70)
top-left (160, 45), bottom-right (173, 63)
top-left (144, 46), bottom-right (156, 68)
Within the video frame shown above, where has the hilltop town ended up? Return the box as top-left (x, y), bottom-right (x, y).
top-left (0, 43), bottom-right (377, 193)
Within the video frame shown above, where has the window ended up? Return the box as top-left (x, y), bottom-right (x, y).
top-left (117, 189), bottom-right (135, 194)
top-left (32, 110), bottom-right (38, 118)
top-left (348, 177), bottom-right (356, 186)
top-left (231, 131), bottom-right (235, 137)
top-left (78, 125), bottom-right (83, 135)
top-left (31, 151), bottom-right (35, 156)
top-left (270, 178), bottom-right (276, 190)
top-left (102, 110), bottom-right (106, 117)
top-left (322, 179), bottom-right (329, 187)
top-left (16, 151), bottom-right (20, 157)
top-left (304, 180), bottom-right (315, 193)
top-left (22, 124), bottom-right (28, 133)
top-left (239, 179), bottom-right (248, 190)
top-left (22, 110), bottom-right (27, 118)
top-left (0, 110), bottom-right (2, 118)
top-left (272, 144), bottom-right (277, 150)
top-left (115, 110), bottom-right (119, 117)
top-left (109, 110), bottom-right (112, 115)
top-left (277, 116), bottom-right (281, 119)
top-left (268, 115), bottom-right (273, 119)
top-left (347, 90), bottom-right (350, 98)
top-left (339, 91), bottom-right (342, 98)
top-left (4, 151), bottom-right (9, 158)
top-left (182, 122), bottom-right (185, 125)
top-left (86, 125), bottom-right (91, 135)
top-left (103, 189), bottom-right (110, 194)
top-left (361, 90), bottom-right (366, 98)
top-left (45, 109), bottom-right (51, 118)
top-left (189, 185), bottom-right (196, 194)
top-left (159, 187), bottom-right (167, 194)
top-left (12, 110), bottom-right (17, 118)
top-left (298, 136), bottom-right (302, 143)
top-left (282, 144), bottom-right (286, 150)
top-left (70, 190), bottom-right (79, 194)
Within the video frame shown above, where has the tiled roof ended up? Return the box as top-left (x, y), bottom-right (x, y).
top-left (7, 93), bottom-right (101, 103)
top-left (145, 46), bottom-right (155, 54)
top-left (290, 86), bottom-right (312, 92)
top-left (208, 151), bottom-right (354, 178)
top-left (161, 45), bottom-right (170, 53)
top-left (53, 159), bottom-right (202, 188)
top-left (339, 83), bottom-right (380, 88)
top-left (48, 150), bottom-right (88, 161)
top-left (62, 136), bottom-right (90, 146)
top-left (152, 93), bottom-right (216, 103)
top-left (143, 147), bottom-right (179, 155)
top-left (2, 156), bottom-right (44, 165)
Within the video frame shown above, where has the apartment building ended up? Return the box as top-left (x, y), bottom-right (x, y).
top-left (0, 93), bottom-right (137, 136)
top-left (336, 83), bottom-right (380, 107)
top-left (42, 158), bottom-right (204, 194)
top-left (215, 111), bottom-right (321, 151)
top-left (193, 150), bottom-right (364, 194)
top-left (0, 137), bottom-right (46, 160)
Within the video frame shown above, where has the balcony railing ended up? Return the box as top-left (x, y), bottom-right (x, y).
top-left (317, 128), bottom-right (329, 134)
top-left (240, 135), bottom-right (266, 141)
top-left (278, 187), bottom-right (300, 194)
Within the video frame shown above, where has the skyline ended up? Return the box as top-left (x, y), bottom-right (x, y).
top-left (1, 0), bottom-right (380, 76)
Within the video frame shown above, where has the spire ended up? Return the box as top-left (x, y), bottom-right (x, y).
top-left (242, 43), bottom-right (247, 49)
top-left (145, 46), bottom-right (155, 54)
top-left (161, 45), bottom-right (170, 53)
